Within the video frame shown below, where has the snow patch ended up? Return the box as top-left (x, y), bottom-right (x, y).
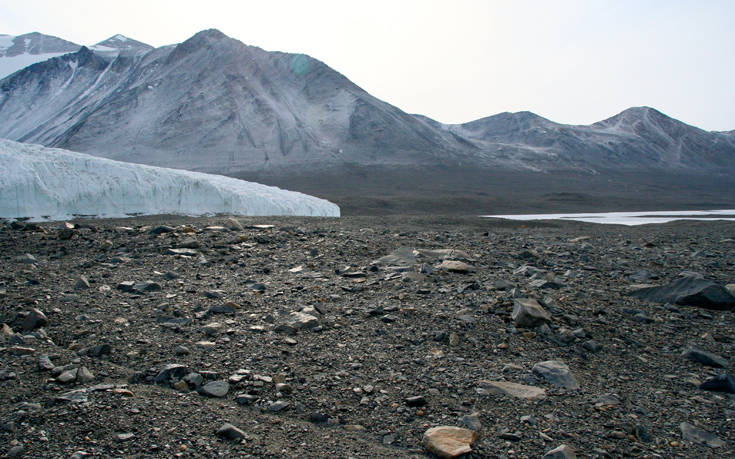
top-left (0, 139), bottom-right (340, 221)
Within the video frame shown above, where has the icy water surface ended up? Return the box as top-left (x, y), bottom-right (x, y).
top-left (485, 209), bottom-right (735, 225)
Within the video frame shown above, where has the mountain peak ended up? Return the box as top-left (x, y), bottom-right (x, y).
top-left (0, 32), bottom-right (79, 58)
top-left (191, 28), bottom-right (229, 40)
top-left (166, 29), bottom-right (232, 63)
top-left (92, 34), bottom-right (153, 56)
top-left (595, 106), bottom-right (677, 129)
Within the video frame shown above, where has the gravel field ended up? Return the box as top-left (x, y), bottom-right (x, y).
top-left (1, 215), bottom-right (734, 458)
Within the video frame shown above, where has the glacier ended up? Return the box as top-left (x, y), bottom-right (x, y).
top-left (0, 139), bottom-right (340, 220)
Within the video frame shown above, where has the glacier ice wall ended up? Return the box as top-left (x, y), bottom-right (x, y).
top-left (0, 139), bottom-right (339, 220)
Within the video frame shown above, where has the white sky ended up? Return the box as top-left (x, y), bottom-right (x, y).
top-left (1, 0), bottom-right (733, 131)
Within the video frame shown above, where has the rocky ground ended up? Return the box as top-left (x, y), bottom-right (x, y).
top-left (1, 215), bottom-right (734, 458)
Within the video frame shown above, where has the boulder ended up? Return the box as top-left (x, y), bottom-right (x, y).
top-left (682, 347), bottom-right (728, 368)
top-left (217, 423), bottom-right (246, 441)
top-left (512, 298), bottom-right (551, 328)
top-left (437, 260), bottom-right (474, 273)
top-left (478, 380), bottom-right (547, 401)
top-left (532, 360), bottom-right (580, 390)
top-left (680, 422), bottom-right (724, 448)
top-left (22, 308), bottom-right (48, 331)
top-left (423, 426), bottom-right (478, 458)
top-left (628, 277), bottom-right (735, 310)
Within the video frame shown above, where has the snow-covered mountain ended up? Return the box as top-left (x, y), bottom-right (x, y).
top-left (0, 32), bottom-right (80, 78)
top-left (0, 139), bottom-right (339, 221)
top-left (0, 29), bottom-right (733, 213)
top-left (0, 29), bottom-right (732, 176)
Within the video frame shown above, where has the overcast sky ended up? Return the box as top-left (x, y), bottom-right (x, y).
top-left (2, 0), bottom-right (733, 130)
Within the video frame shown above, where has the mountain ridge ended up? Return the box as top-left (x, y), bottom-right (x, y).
top-left (0, 29), bottom-right (733, 214)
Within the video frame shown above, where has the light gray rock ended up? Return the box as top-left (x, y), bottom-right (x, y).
top-left (76, 366), bottom-right (94, 383)
top-left (437, 260), bottom-right (474, 273)
top-left (74, 276), bottom-right (91, 290)
top-left (478, 380), bottom-right (547, 400)
top-left (680, 422), bottom-right (724, 448)
top-left (543, 444), bottom-right (577, 459)
top-left (200, 380), bottom-right (229, 397)
top-left (532, 360), bottom-right (580, 390)
top-left (15, 253), bottom-right (37, 264)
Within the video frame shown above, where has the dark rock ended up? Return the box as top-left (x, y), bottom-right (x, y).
top-left (499, 431), bottom-right (522, 441)
top-left (206, 304), bottom-right (237, 315)
top-left (235, 393), bottom-right (258, 405)
top-left (154, 364), bottom-right (190, 385)
top-left (116, 281), bottom-right (136, 292)
top-left (405, 395), bottom-right (427, 407)
top-left (267, 400), bottom-right (290, 412)
top-left (216, 423), bottom-right (246, 441)
top-left (22, 308), bottom-right (48, 331)
top-left (512, 298), bottom-right (551, 328)
top-left (38, 354), bottom-right (54, 371)
top-left (699, 374), bottom-right (735, 393)
top-left (149, 225), bottom-right (175, 235)
top-left (459, 413), bottom-right (482, 431)
top-left (310, 412), bottom-right (329, 423)
top-left (86, 343), bottom-right (112, 357)
top-left (628, 277), bottom-right (735, 310)
top-left (204, 290), bottom-right (224, 299)
top-left (58, 228), bottom-right (75, 240)
top-left (7, 445), bottom-right (25, 457)
top-left (174, 345), bottom-right (190, 355)
top-left (634, 424), bottom-right (652, 443)
top-left (134, 281), bottom-right (162, 293)
top-left (682, 347), bottom-right (728, 368)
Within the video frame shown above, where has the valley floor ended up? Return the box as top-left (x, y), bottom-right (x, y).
top-left (1, 215), bottom-right (734, 458)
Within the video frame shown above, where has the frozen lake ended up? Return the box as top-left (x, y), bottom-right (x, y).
top-left (484, 209), bottom-right (735, 225)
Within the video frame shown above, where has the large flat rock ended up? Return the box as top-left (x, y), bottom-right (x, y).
top-left (628, 277), bottom-right (735, 310)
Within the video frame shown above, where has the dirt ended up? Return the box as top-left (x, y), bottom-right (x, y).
top-left (1, 215), bottom-right (734, 458)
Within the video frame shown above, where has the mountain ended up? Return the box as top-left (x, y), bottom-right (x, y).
top-left (90, 34), bottom-right (154, 58)
top-left (0, 32), bottom-right (80, 78)
top-left (0, 29), bottom-right (733, 214)
top-left (0, 29), bottom-right (462, 174)
top-left (0, 138), bottom-right (339, 221)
